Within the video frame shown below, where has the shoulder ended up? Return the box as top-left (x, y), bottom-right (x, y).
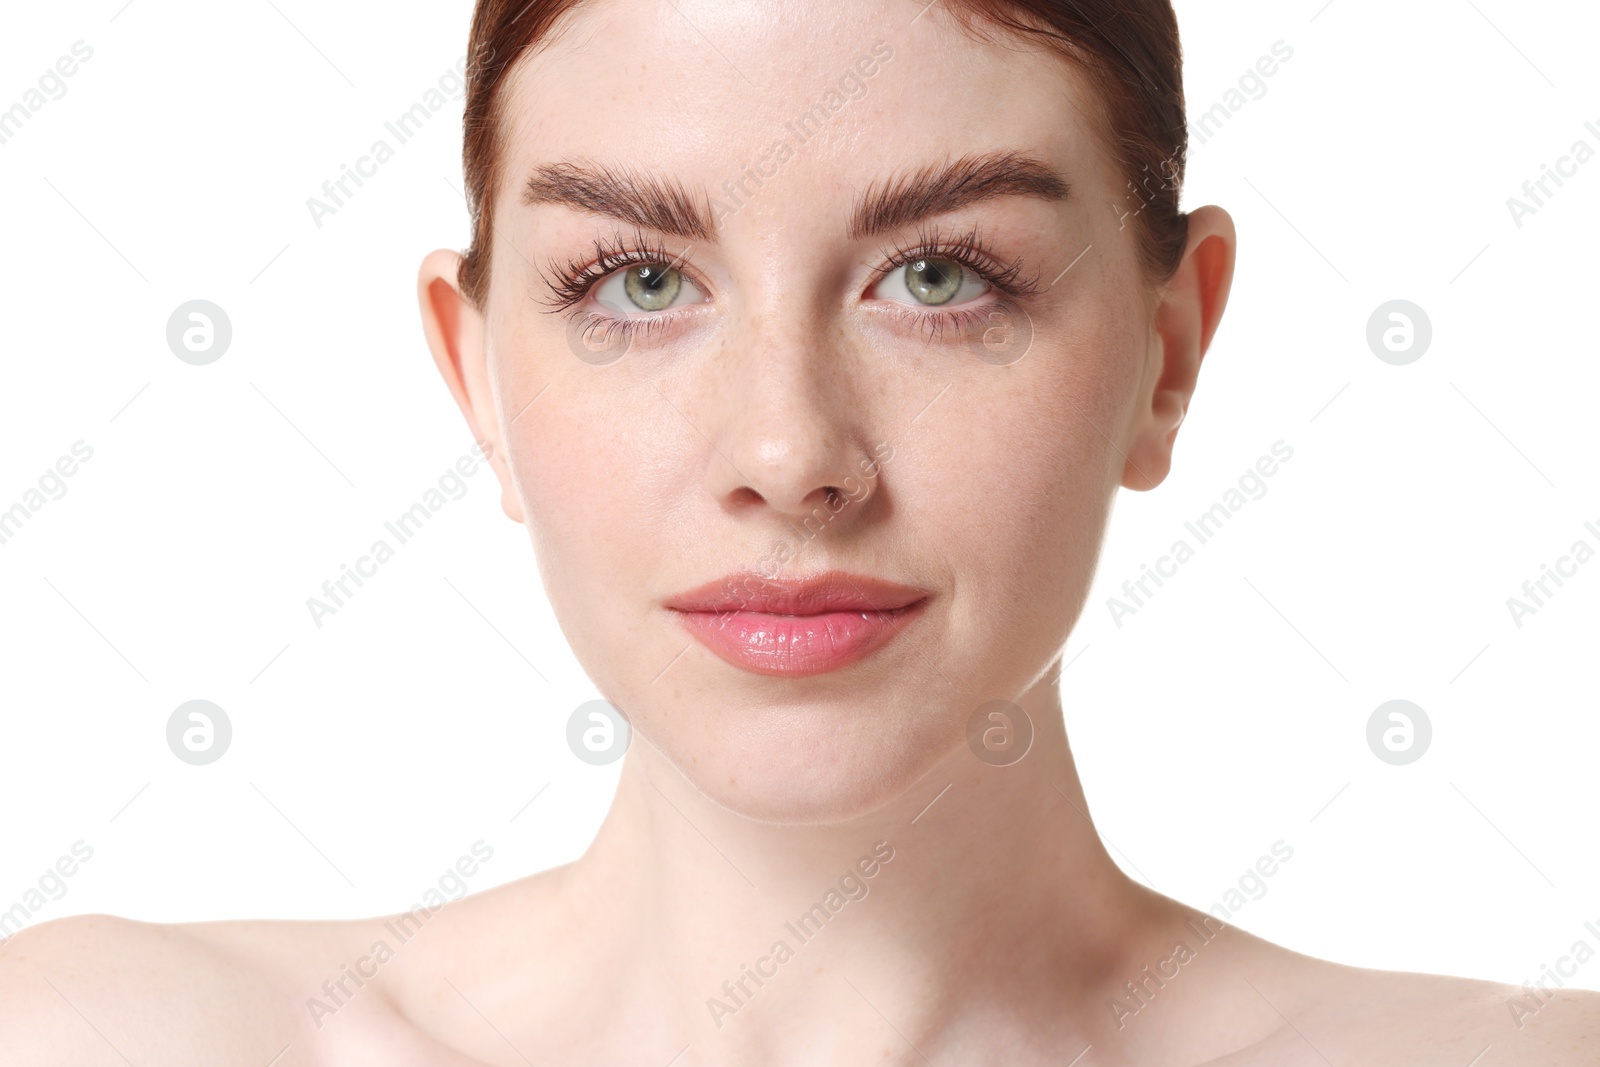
top-left (0, 912), bottom-right (402, 1066)
top-left (0, 914), bottom-right (274, 1062)
top-left (1144, 914), bottom-right (1600, 1065)
top-left (1362, 970), bottom-right (1600, 1063)
top-left (1229, 942), bottom-right (1600, 1065)
top-left (0, 878), bottom-right (563, 1067)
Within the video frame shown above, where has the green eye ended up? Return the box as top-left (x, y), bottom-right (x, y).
top-left (904, 258), bottom-right (964, 306)
top-left (624, 264), bottom-right (682, 312)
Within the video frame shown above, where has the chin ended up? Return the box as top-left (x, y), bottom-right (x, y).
top-left (647, 695), bottom-right (963, 825)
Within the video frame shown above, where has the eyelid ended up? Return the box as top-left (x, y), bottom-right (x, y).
top-left (541, 223), bottom-right (1038, 345)
top-left (539, 228), bottom-right (708, 314)
top-left (593, 267), bottom-right (708, 317)
top-left (870, 254), bottom-right (992, 311)
top-left (868, 223), bottom-right (1041, 301)
top-left (859, 297), bottom-right (1008, 348)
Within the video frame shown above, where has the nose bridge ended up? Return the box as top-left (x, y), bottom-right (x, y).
top-left (706, 297), bottom-right (875, 521)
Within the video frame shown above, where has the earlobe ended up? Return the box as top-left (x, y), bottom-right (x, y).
top-left (416, 249), bottom-right (526, 524)
top-left (1120, 206), bottom-right (1238, 492)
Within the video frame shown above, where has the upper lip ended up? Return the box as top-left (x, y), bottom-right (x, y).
top-left (664, 570), bottom-right (929, 616)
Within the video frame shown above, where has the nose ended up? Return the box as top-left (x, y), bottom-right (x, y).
top-left (703, 312), bottom-right (880, 531)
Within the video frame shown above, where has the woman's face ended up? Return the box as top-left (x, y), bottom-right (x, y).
top-left (435, 0), bottom-right (1201, 822)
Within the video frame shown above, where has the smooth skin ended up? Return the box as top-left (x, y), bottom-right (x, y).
top-left (3, 1), bottom-right (1596, 1064)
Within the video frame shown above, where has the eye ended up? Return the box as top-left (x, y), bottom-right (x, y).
top-left (871, 256), bottom-right (992, 308)
top-left (594, 263), bottom-right (706, 314)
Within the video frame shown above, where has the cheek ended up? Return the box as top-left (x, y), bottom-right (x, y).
top-left (515, 418), bottom-right (659, 585)
top-left (914, 317), bottom-right (1140, 629)
top-left (508, 418), bottom-right (677, 692)
top-left (490, 337), bottom-right (665, 614)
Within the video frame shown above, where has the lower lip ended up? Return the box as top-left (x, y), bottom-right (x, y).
top-left (671, 600), bottom-right (927, 677)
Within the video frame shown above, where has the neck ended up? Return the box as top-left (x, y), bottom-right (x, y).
top-left (558, 669), bottom-right (1171, 1064)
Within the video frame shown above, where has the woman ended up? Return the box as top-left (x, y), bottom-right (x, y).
top-left (3, 0), bottom-right (1594, 1063)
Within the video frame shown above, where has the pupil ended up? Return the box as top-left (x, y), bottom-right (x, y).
top-left (625, 262), bottom-right (681, 311)
top-left (907, 257), bottom-right (961, 306)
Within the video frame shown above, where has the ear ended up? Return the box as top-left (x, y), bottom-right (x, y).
top-left (417, 249), bottom-right (525, 523)
top-left (1121, 205), bottom-right (1237, 491)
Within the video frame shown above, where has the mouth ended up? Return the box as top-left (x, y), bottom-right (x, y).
top-left (663, 570), bottom-right (930, 677)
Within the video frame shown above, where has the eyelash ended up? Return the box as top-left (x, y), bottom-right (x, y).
top-left (868, 223), bottom-right (1042, 344)
top-left (538, 223), bottom-right (1041, 346)
top-left (539, 228), bottom-right (695, 314)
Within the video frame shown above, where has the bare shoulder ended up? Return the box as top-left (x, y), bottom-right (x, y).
top-left (1214, 931), bottom-right (1600, 1066)
top-left (0, 869), bottom-right (567, 1067)
top-left (0, 913), bottom-right (302, 1063)
top-left (0, 911), bottom-right (465, 1067)
top-left (1490, 983), bottom-right (1600, 1057)
top-left (1329, 965), bottom-right (1600, 1064)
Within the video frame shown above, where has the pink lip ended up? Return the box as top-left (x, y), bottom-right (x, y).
top-left (664, 571), bottom-right (930, 677)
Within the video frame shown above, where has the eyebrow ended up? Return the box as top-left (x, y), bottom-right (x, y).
top-left (848, 151), bottom-right (1071, 240)
top-left (521, 151), bottom-right (1071, 243)
top-left (524, 160), bottom-right (717, 242)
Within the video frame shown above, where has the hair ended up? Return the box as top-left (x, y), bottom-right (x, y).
top-left (457, 0), bottom-right (1188, 308)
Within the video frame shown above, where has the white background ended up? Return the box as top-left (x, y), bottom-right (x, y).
top-left (1, 0), bottom-right (1595, 994)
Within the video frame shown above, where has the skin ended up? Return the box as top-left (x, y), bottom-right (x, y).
top-left (3, 1), bottom-right (1596, 1064)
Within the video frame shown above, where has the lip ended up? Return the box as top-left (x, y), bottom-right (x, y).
top-left (664, 571), bottom-right (930, 677)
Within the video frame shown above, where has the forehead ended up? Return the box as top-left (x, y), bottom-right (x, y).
top-left (494, 0), bottom-right (1109, 213)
